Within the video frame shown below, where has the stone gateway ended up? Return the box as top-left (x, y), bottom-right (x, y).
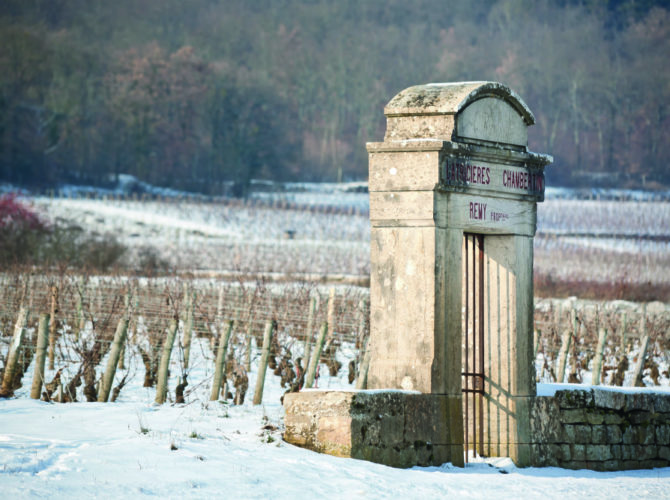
top-left (284, 82), bottom-right (670, 469)
top-left (285, 81), bottom-right (553, 467)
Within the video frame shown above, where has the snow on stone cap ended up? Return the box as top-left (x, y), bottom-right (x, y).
top-left (537, 382), bottom-right (670, 397)
top-left (384, 81), bottom-right (535, 125)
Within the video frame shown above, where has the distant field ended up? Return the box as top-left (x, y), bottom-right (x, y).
top-left (32, 193), bottom-right (670, 301)
top-left (535, 200), bottom-right (670, 300)
top-left (0, 193), bottom-right (667, 409)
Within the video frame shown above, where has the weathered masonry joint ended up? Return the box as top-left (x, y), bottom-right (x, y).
top-left (285, 81), bottom-right (552, 467)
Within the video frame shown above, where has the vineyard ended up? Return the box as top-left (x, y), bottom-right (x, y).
top-left (0, 274), bottom-right (369, 405)
top-left (1, 273), bottom-right (668, 408)
top-left (1, 191), bottom-right (669, 496)
top-left (0, 191), bottom-right (667, 406)
top-left (27, 192), bottom-right (670, 297)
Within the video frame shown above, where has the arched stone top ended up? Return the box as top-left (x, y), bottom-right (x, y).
top-left (384, 81), bottom-right (535, 125)
top-left (382, 82), bottom-right (535, 148)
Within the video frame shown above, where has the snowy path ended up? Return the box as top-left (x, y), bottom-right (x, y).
top-left (1, 398), bottom-right (669, 499)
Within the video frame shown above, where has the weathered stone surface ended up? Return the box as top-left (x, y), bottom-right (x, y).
top-left (565, 460), bottom-right (588, 470)
top-left (530, 397), bottom-right (561, 443)
top-left (571, 444), bottom-right (586, 461)
top-left (640, 459), bottom-right (668, 469)
top-left (562, 424), bottom-right (575, 443)
top-left (585, 411), bottom-right (605, 425)
top-left (621, 445), bottom-right (635, 460)
top-left (574, 425), bottom-right (592, 443)
top-left (528, 389), bottom-right (670, 470)
top-left (655, 397), bottom-right (670, 413)
top-left (625, 393), bottom-right (656, 411)
top-left (591, 425), bottom-right (608, 444)
top-left (656, 425), bottom-right (670, 445)
top-left (555, 389), bottom-right (593, 409)
top-left (586, 444), bottom-right (613, 461)
top-left (633, 444), bottom-right (657, 461)
top-left (602, 460), bottom-right (622, 471)
top-left (629, 410), bottom-right (654, 425)
top-left (562, 409), bottom-right (587, 424)
top-left (560, 443), bottom-right (571, 461)
top-left (606, 425), bottom-right (623, 444)
top-left (622, 426), bottom-right (639, 445)
top-left (593, 389), bottom-right (626, 410)
top-left (457, 97), bottom-right (528, 147)
top-left (382, 82), bottom-right (534, 143)
top-left (603, 412), bottom-right (625, 425)
top-left (283, 390), bottom-right (462, 468)
top-left (640, 426), bottom-right (656, 446)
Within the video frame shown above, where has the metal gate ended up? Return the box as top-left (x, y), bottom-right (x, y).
top-left (462, 233), bottom-right (485, 463)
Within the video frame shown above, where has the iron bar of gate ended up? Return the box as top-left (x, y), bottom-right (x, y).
top-left (478, 235), bottom-right (485, 458)
top-left (463, 233), bottom-right (485, 463)
top-left (464, 235), bottom-right (469, 461)
top-left (472, 234), bottom-right (477, 457)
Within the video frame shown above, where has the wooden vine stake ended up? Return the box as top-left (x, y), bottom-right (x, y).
top-left (212, 283), bottom-right (225, 351)
top-left (632, 335), bottom-right (650, 387)
top-left (252, 321), bottom-right (275, 405)
top-left (326, 288), bottom-right (336, 339)
top-left (304, 322), bottom-right (328, 389)
top-left (355, 337), bottom-right (372, 390)
top-left (0, 307), bottom-right (29, 398)
top-left (591, 328), bottom-right (608, 386)
top-left (117, 289), bottom-right (131, 371)
top-left (98, 316), bottom-right (130, 402)
top-left (48, 285), bottom-right (59, 370)
top-left (632, 305), bottom-right (649, 387)
top-left (75, 278), bottom-right (86, 341)
top-left (303, 295), bottom-right (318, 370)
top-left (556, 309), bottom-right (574, 383)
top-left (183, 289), bottom-right (196, 369)
top-left (210, 320), bottom-right (234, 401)
top-left (620, 312), bottom-right (628, 354)
top-left (244, 328), bottom-right (253, 372)
top-left (30, 314), bottom-right (50, 399)
top-left (155, 318), bottom-right (179, 404)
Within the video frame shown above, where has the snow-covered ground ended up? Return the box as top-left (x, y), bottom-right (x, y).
top-left (2, 336), bottom-right (669, 499)
top-left (2, 182), bottom-right (670, 497)
top-left (3, 398), bottom-right (670, 499)
top-left (26, 191), bottom-right (670, 284)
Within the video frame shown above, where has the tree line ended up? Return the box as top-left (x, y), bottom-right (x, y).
top-left (0, 0), bottom-right (667, 194)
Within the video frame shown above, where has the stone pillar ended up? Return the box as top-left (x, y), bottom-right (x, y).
top-left (366, 82), bottom-right (551, 466)
top-left (284, 82), bottom-right (551, 468)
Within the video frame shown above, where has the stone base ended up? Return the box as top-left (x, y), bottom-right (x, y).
top-left (529, 388), bottom-right (670, 470)
top-left (283, 390), bottom-right (464, 468)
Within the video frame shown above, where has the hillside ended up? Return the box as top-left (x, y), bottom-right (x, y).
top-left (1, 0), bottom-right (668, 193)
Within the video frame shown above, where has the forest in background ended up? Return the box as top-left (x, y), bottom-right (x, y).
top-left (0, 0), bottom-right (668, 195)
